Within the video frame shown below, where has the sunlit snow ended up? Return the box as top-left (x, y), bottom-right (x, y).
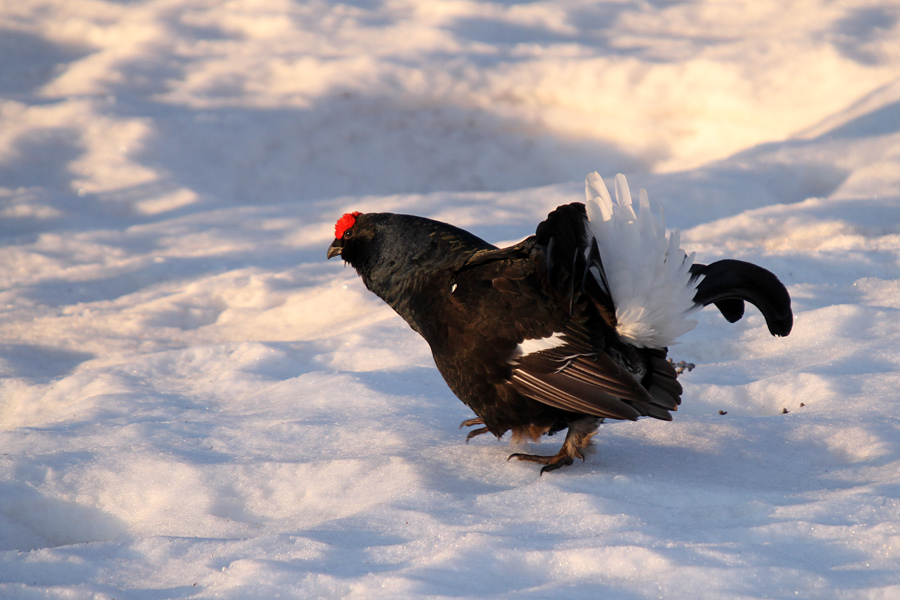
top-left (2, 1), bottom-right (900, 598)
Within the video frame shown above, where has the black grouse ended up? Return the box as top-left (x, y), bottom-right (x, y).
top-left (327, 173), bottom-right (792, 473)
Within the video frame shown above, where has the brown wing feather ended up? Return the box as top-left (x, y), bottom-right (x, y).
top-left (511, 368), bottom-right (643, 420)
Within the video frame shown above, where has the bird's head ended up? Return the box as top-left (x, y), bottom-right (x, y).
top-left (326, 210), bottom-right (429, 310)
top-left (327, 211), bottom-right (371, 264)
top-left (327, 209), bottom-right (494, 283)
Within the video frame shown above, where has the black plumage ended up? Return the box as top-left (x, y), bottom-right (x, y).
top-left (326, 197), bottom-right (792, 473)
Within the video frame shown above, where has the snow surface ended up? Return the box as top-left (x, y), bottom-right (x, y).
top-left (2, 0), bottom-right (900, 598)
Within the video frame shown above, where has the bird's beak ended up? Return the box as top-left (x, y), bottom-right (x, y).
top-left (326, 239), bottom-right (343, 259)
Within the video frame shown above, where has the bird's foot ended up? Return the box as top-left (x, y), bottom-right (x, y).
top-left (507, 417), bottom-right (600, 475)
top-left (459, 417), bottom-right (490, 442)
top-left (507, 450), bottom-right (579, 474)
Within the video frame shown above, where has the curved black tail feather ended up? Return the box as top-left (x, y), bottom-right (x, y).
top-left (690, 259), bottom-right (793, 337)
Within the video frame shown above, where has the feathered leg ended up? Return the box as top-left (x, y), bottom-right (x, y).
top-left (459, 417), bottom-right (490, 442)
top-left (508, 417), bottom-right (601, 474)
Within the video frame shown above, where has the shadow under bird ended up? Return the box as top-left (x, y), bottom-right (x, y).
top-left (327, 173), bottom-right (793, 473)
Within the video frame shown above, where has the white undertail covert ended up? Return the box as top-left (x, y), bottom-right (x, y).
top-left (584, 172), bottom-right (702, 348)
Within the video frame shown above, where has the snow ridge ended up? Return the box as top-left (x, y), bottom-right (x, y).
top-left (584, 172), bottom-right (701, 348)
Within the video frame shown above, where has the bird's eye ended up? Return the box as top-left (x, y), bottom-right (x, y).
top-left (343, 229), bottom-right (354, 239)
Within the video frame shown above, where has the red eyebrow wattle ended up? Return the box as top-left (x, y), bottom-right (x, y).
top-left (335, 211), bottom-right (361, 238)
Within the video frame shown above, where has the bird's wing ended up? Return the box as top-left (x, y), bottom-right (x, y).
top-left (450, 204), bottom-right (681, 422)
top-left (508, 330), bottom-right (666, 421)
